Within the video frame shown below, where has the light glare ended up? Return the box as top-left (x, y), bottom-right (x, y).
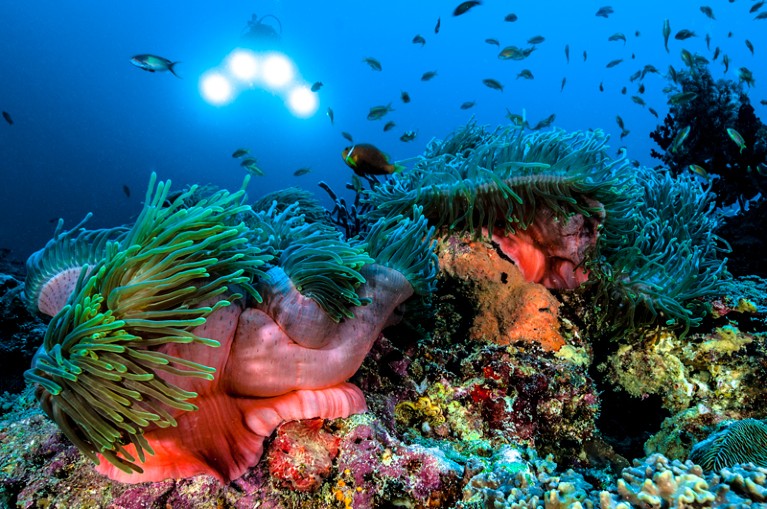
top-left (228, 50), bottom-right (259, 81)
top-left (200, 72), bottom-right (233, 105)
top-left (287, 86), bottom-right (319, 117)
top-left (262, 53), bottom-right (294, 89)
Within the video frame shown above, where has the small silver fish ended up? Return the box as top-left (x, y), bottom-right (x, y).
top-left (130, 54), bottom-right (181, 78)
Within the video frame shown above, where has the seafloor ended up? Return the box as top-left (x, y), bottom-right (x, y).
top-left (1, 228), bottom-right (766, 508)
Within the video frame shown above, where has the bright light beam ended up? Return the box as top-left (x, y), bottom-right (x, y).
top-left (200, 72), bottom-right (234, 105)
top-left (287, 85), bottom-right (319, 117)
top-left (228, 50), bottom-right (259, 82)
top-left (262, 53), bottom-right (294, 89)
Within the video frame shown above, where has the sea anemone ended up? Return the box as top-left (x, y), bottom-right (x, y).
top-left (24, 173), bottom-right (272, 474)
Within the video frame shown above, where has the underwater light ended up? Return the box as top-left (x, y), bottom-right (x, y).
top-left (261, 53), bottom-right (294, 89)
top-left (228, 50), bottom-right (259, 82)
top-left (287, 85), bottom-right (318, 117)
top-left (200, 71), bottom-right (234, 105)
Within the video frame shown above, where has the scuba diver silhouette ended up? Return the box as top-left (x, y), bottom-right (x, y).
top-left (242, 14), bottom-right (282, 46)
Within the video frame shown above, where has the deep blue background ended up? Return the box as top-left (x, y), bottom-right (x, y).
top-left (1, 1), bottom-right (764, 260)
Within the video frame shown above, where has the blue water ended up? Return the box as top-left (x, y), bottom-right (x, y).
top-left (1, 0), bottom-right (764, 260)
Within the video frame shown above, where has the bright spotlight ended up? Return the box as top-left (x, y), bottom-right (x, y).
top-left (262, 53), bottom-right (294, 89)
top-left (228, 50), bottom-right (259, 82)
top-left (287, 86), bottom-right (319, 117)
top-left (200, 71), bottom-right (234, 105)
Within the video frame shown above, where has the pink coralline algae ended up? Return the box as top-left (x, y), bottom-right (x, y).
top-left (266, 418), bottom-right (340, 492)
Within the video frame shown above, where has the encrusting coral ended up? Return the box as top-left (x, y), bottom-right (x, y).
top-left (22, 172), bottom-right (438, 483)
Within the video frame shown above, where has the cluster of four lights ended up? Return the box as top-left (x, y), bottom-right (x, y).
top-left (200, 50), bottom-right (318, 117)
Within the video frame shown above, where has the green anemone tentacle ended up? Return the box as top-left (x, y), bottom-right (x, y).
top-left (24, 172), bottom-right (272, 474)
top-left (362, 205), bottom-right (438, 296)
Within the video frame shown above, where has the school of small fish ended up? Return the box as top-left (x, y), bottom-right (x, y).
top-left (307, 1), bottom-right (765, 177)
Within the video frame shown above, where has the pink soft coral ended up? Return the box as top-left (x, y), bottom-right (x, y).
top-left (92, 264), bottom-right (414, 483)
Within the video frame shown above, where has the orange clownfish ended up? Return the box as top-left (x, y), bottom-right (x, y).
top-left (342, 143), bottom-right (404, 176)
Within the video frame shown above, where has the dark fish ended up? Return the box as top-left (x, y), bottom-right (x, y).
top-left (383, 121), bottom-right (396, 132)
top-left (631, 95), bottom-right (646, 106)
top-left (421, 70), bottom-right (438, 81)
top-left (367, 104), bottom-right (394, 120)
top-left (750, 1), bottom-right (764, 13)
top-left (595, 6), bottom-right (614, 18)
top-left (616, 115), bottom-right (625, 130)
top-left (400, 131), bottom-right (417, 142)
top-left (738, 67), bottom-right (755, 87)
top-left (122, 185), bottom-right (131, 198)
top-left (621, 86), bottom-right (627, 95)
top-left (504, 13), bottom-right (518, 22)
top-left (620, 129), bottom-right (630, 140)
top-left (583, 50), bottom-right (588, 61)
top-left (1, 111), bottom-right (12, 125)
top-left (485, 38), bottom-right (500, 46)
top-left (648, 107), bottom-right (659, 118)
top-left (663, 19), bottom-right (671, 53)
top-left (681, 49), bottom-right (694, 67)
top-left (606, 58), bottom-right (623, 68)
top-left (560, 77), bottom-right (566, 91)
top-left (293, 167), bottom-right (311, 176)
top-left (401, 91), bottom-right (411, 103)
top-left (700, 6), bottom-right (715, 19)
top-left (668, 92), bottom-right (698, 104)
top-left (705, 33), bottom-right (711, 50)
top-left (599, 82), bottom-right (604, 92)
top-left (713, 46), bottom-right (721, 60)
top-left (130, 54), bottom-right (181, 78)
top-left (434, 17), bottom-right (441, 33)
top-left (342, 131), bottom-right (353, 143)
top-left (638, 83), bottom-right (645, 94)
top-left (755, 11), bottom-right (767, 19)
top-left (327, 107), bottom-right (335, 125)
top-left (240, 157), bottom-right (264, 176)
top-left (675, 29), bottom-right (696, 40)
top-left (608, 33), bottom-right (626, 44)
top-left (482, 78), bottom-right (503, 91)
top-left (565, 44), bottom-right (570, 63)
top-left (460, 101), bottom-right (476, 109)
top-left (342, 143), bottom-right (402, 175)
top-left (412, 34), bottom-right (426, 46)
top-left (498, 45), bottom-right (535, 60)
top-left (745, 39), bottom-right (754, 55)
top-left (723, 54), bottom-right (730, 73)
top-left (363, 57), bottom-right (382, 71)
top-left (642, 64), bottom-right (660, 78)
top-left (527, 35), bottom-right (545, 45)
top-left (311, 81), bottom-right (323, 92)
top-left (531, 113), bottom-right (556, 130)
top-left (453, 1), bottom-right (481, 16)
top-left (629, 70), bottom-right (642, 82)
top-left (516, 69), bottom-right (534, 80)
top-left (232, 148), bottom-right (249, 158)
top-left (635, 30), bottom-right (641, 37)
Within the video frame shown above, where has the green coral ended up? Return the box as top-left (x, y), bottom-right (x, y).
top-left (24, 173), bottom-right (272, 474)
